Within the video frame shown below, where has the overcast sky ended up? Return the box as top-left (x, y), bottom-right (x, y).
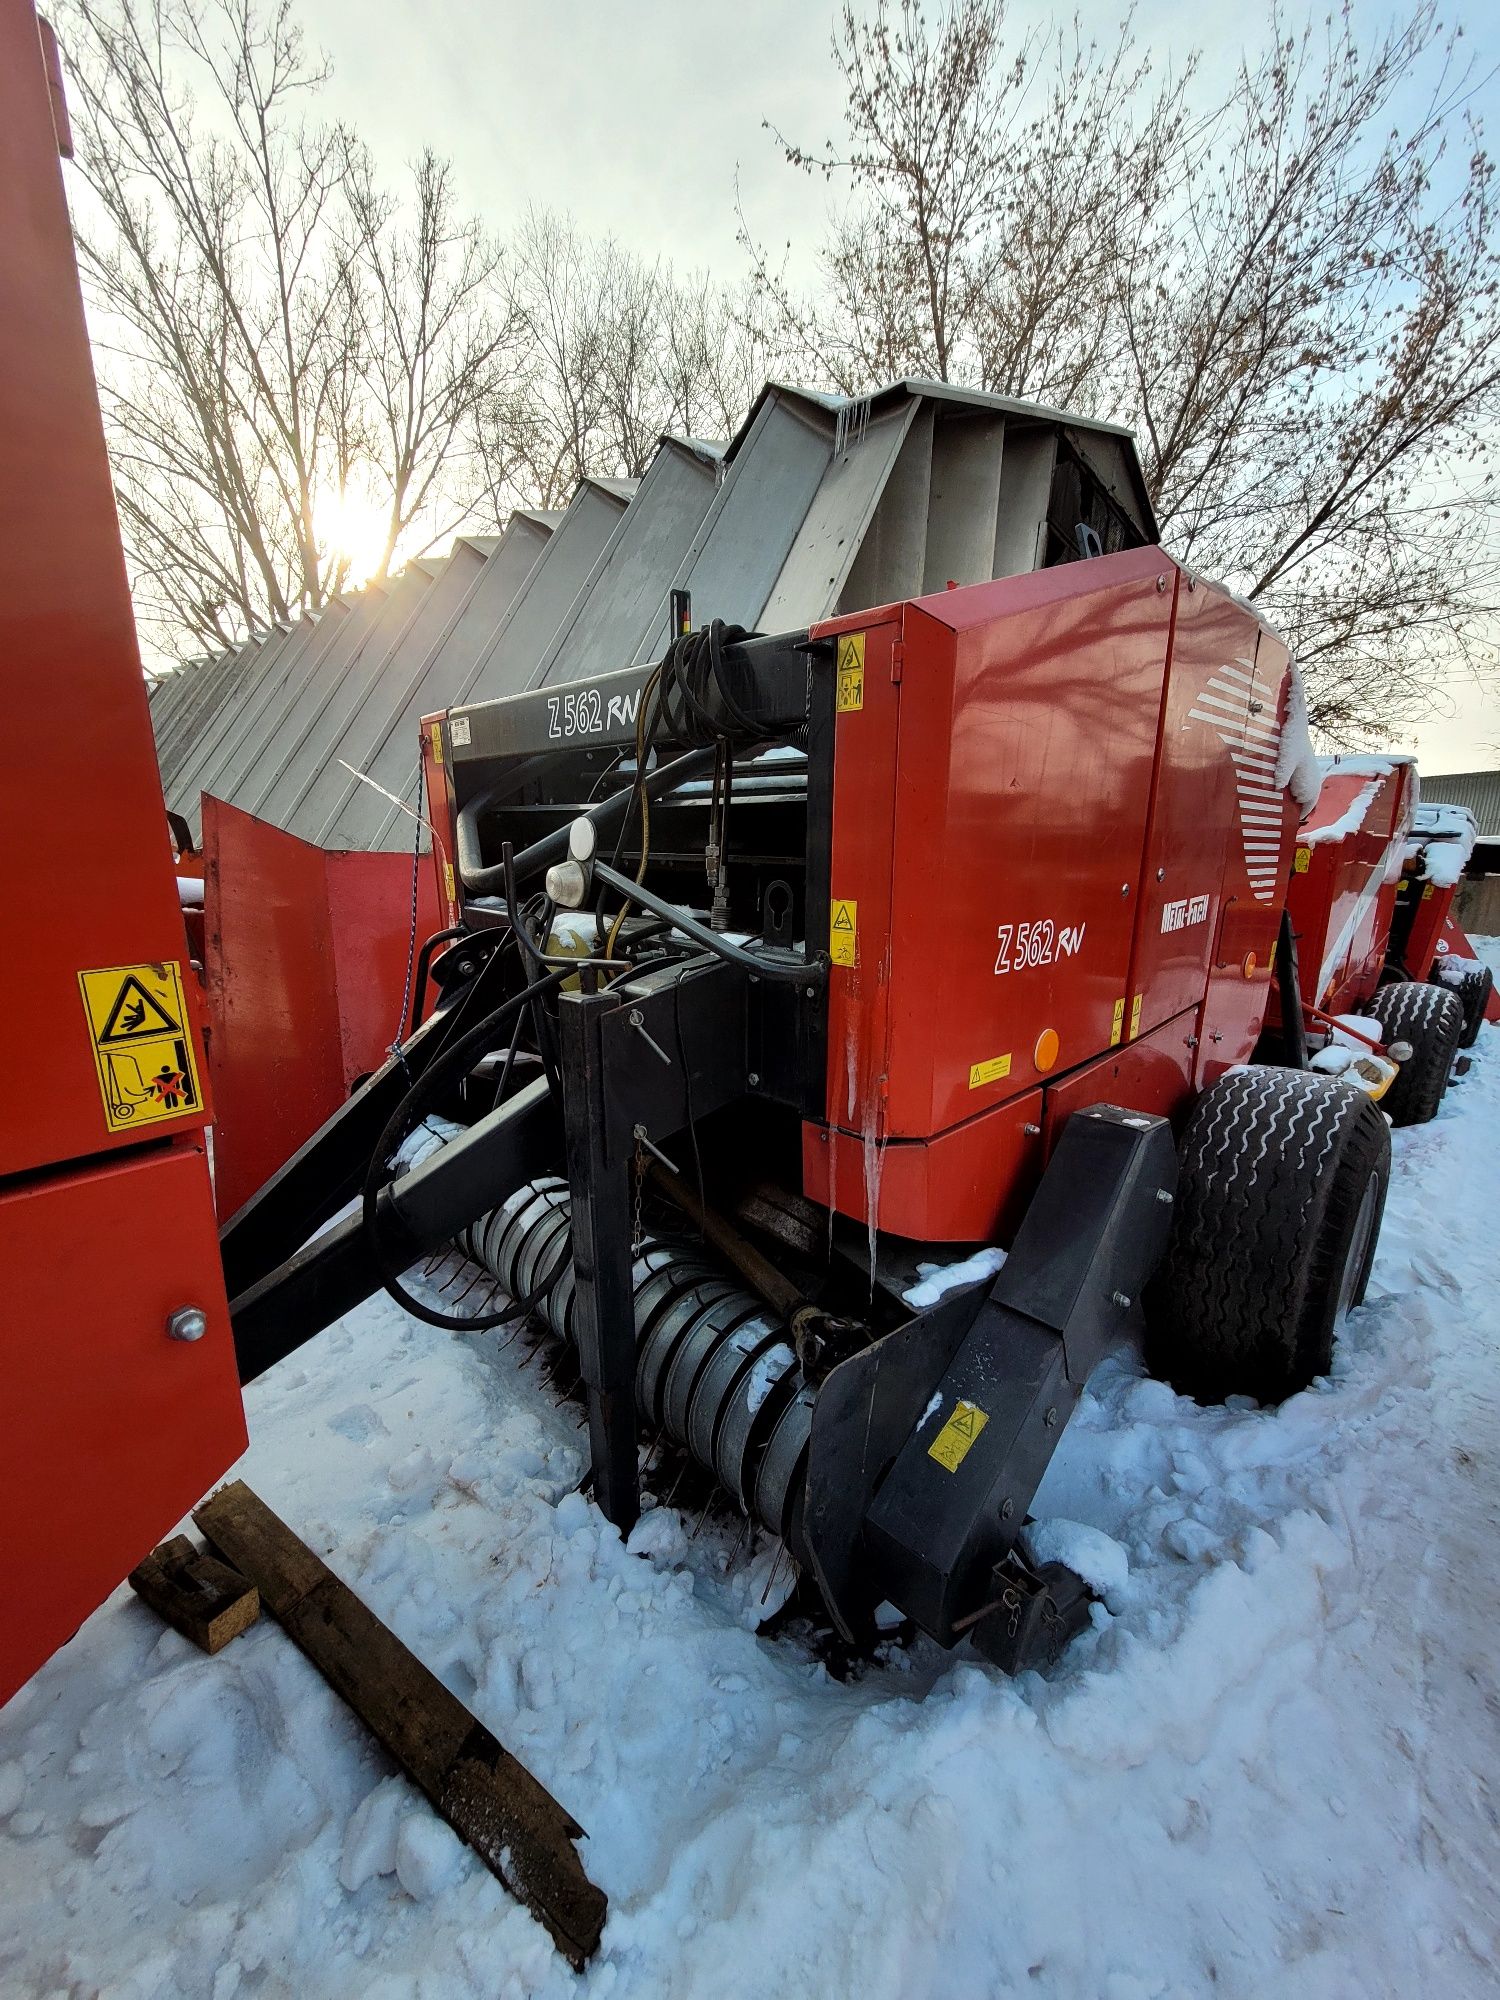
top-left (289, 0), bottom-right (1497, 767)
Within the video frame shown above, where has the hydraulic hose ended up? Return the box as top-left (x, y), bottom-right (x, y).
top-left (362, 967), bottom-right (568, 1331)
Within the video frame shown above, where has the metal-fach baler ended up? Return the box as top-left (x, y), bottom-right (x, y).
top-left (219, 460), bottom-right (1467, 1671)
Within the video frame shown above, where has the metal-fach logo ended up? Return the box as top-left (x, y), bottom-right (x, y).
top-left (1187, 660), bottom-right (1287, 902)
top-left (1161, 894), bottom-right (1211, 934)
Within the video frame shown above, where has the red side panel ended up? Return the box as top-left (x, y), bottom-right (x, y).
top-left (1397, 877), bottom-right (1456, 981)
top-left (204, 798), bottom-right (439, 1218)
top-left (882, 562), bottom-right (1171, 1136)
top-left (804, 551), bottom-right (1183, 1242)
top-left (808, 614), bottom-right (903, 1215)
top-left (0, 0), bottom-right (208, 1179)
top-left (804, 1090), bottom-right (1044, 1245)
top-left (1041, 1005), bottom-right (1199, 1148)
top-left (1126, 589), bottom-right (1295, 1084)
top-left (1287, 763), bottom-right (1415, 1015)
top-left (0, 1143), bottom-right (247, 1703)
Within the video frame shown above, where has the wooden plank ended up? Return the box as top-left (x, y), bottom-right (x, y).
top-left (128, 1534), bottom-right (260, 1653)
top-left (194, 1481), bottom-right (606, 1966)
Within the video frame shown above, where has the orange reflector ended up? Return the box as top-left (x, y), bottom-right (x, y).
top-left (1034, 1027), bottom-right (1060, 1072)
top-left (1242, 952), bottom-right (1258, 979)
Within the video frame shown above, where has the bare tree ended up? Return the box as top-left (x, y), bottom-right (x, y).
top-left (753, 0), bottom-right (1500, 739)
top-left (339, 144), bottom-right (516, 577)
top-left (489, 210), bottom-right (776, 511)
top-left (747, 1), bottom-right (1190, 404)
top-left (1121, 7), bottom-right (1500, 739)
top-left (61, 0), bottom-right (515, 658)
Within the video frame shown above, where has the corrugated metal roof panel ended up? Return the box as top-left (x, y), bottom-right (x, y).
top-left (156, 378), bottom-right (1160, 852)
top-left (184, 608), bottom-right (337, 817)
top-left (1417, 769), bottom-right (1500, 838)
top-left (251, 565), bottom-right (435, 834)
top-left (443, 477), bottom-right (633, 709)
top-left (231, 585), bottom-right (393, 829)
top-left (168, 617), bottom-right (303, 811)
top-left (154, 635), bottom-right (256, 776)
top-left (529, 437), bottom-right (721, 690)
top-left (325, 511), bottom-right (558, 851)
top-left (288, 544), bottom-right (491, 843)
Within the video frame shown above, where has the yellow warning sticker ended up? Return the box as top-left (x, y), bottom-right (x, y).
top-left (1293, 845), bottom-right (1310, 873)
top-left (968, 1054), bottom-right (1012, 1090)
top-left (835, 633), bottom-right (865, 713)
top-left (928, 1399), bottom-right (989, 1473)
top-left (443, 859), bottom-right (457, 905)
top-left (1129, 992), bottom-right (1143, 1039)
top-left (77, 961), bottom-right (202, 1134)
top-left (429, 721), bottom-right (444, 765)
top-left (1422, 882), bottom-right (1434, 900)
top-left (830, 897), bottom-right (858, 966)
top-left (1110, 997), bottom-right (1125, 1047)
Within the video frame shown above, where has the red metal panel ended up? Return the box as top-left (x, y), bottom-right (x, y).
top-left (1, 0), bottom-right (244, 1704)
top-left (1395, 874), bottom-right (1453, 981)
top-left (885, 551), bottom-right (1170, 1137)
top-left (0, 0), bottom-right (205, 1178)
top-left (1287, 763), bottom-right (1415, 1016)
top-left (1041, 1005), bottom-right (1199, 1151)
top-left (803, 1090), bottom-right (1044, 1244)
top-left (0, 1143), bottom-right (248, 1704)
top-left (808, 615), bottom-right (904, 1183)
top-left (1127, 584), bottom-right (1294, 1059)
top-left (204, 798), bottom-right (439, 1217)
top-left (420, 714), bottom-right (462, 927)
top-left (204, 800), bottom-right (345, 1218)
top-left (803, 552), bottom-right (1186, 1240)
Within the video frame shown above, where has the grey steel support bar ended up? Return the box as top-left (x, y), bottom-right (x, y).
top-left (229, 1077), bottom-right (560, 1382)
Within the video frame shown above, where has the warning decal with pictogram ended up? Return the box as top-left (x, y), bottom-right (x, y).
top-left (835, 632), bottom-right (865, 712)
top-left (927, 1398), bottom-right (989, 1473)
top-left (77, 960), bottom-right (203, 1134)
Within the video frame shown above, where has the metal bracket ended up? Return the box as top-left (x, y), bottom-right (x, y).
top-left (806, 1106), bottom-right (1178, 1646)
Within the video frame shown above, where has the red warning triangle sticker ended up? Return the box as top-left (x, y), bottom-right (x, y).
top-left (97, 972), bottom-right (181, 1043)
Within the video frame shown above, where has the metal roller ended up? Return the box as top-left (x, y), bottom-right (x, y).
top-left (660, 1294), bottom-right (765, 1445)
top-left (713, 1345), bottom-right (799, 1511)
top-left (754, 1385), bottom-right (817, 1547)
top-left (636, 1279), bottom-right (742, 1428)
top-left (461, 1179), bottom-right (812, 1542)
top-left (684, 1314), bottom-right (780, 1468)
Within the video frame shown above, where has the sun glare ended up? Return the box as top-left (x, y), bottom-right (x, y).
top-left (314, 483), bottom-right (390, 588)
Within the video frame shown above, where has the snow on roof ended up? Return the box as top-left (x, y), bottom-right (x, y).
top-left (1303, 755), bottom-right (1412, 847)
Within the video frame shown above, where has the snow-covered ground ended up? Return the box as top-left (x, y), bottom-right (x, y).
top-left (4, 953), bottom-right (1499, 1999)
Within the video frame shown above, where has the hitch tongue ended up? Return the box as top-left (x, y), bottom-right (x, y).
top-left (964, 1551), bottom-right (1095, 1674)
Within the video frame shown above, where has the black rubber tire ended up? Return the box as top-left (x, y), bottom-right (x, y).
top-left (1434, 962), bottom-right (1492, 1049)
top-left (1368, 980), bottom-right (1464, 1124)
top-left (1145, 1067), bottom-right (1391, 1405)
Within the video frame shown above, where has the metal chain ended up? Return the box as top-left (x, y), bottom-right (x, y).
top-left (631, 1134), bottom-right (646, 1254)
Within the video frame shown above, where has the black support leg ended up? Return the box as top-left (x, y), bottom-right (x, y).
top-left (559, 990), bottom-right (640, 1533)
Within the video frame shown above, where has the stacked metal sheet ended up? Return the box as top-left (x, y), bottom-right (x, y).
top-left (152, 381), bottom-right (1156, 851)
